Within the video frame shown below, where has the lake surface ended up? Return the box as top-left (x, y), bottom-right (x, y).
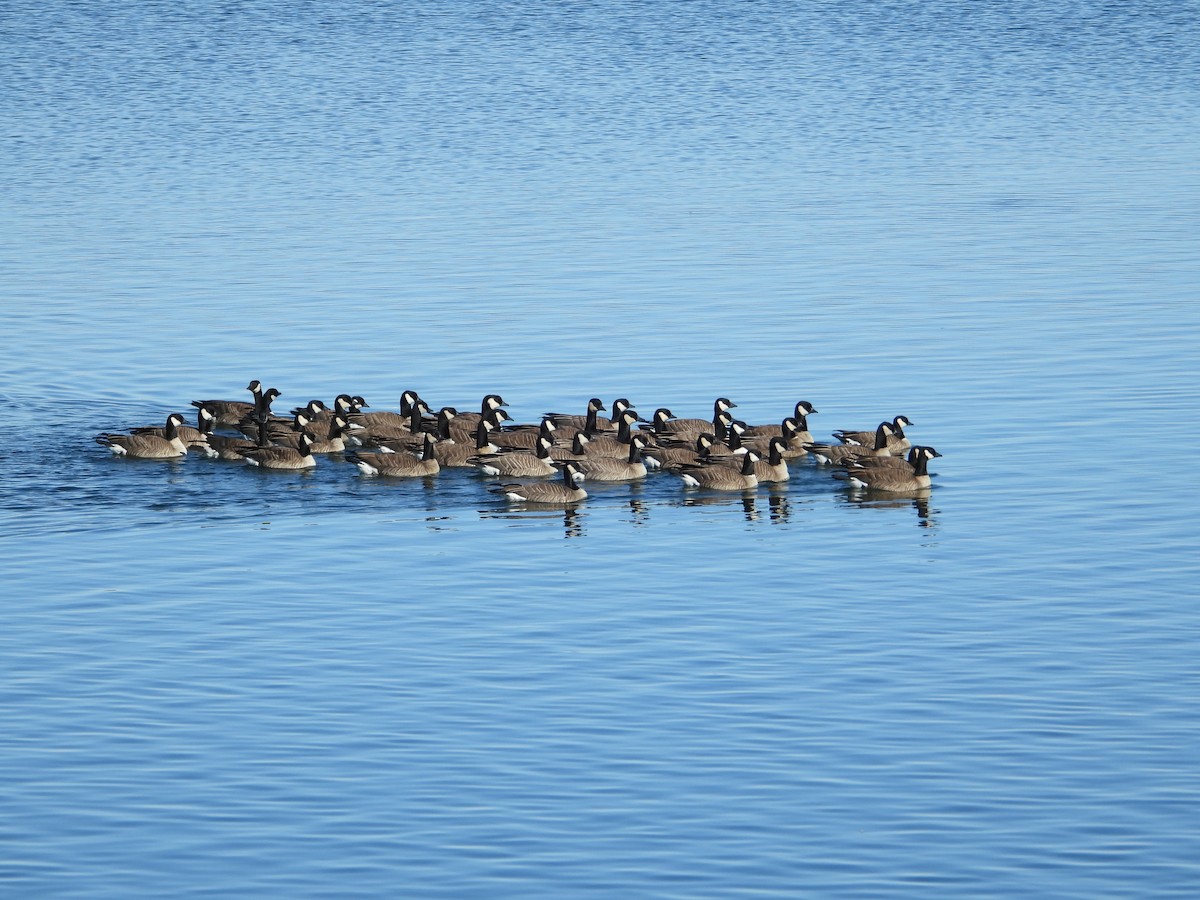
top-left (2, 1), bottom-right (1198, 897)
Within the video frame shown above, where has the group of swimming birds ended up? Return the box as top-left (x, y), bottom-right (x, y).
top-left (94, 380), bottom-right (941, 504)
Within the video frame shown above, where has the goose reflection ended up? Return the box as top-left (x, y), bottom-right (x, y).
top-left (841, 487), bottom-right (935, 526)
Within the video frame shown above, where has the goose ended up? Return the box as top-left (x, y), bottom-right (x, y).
top-left (363, 406), bottom-right (456, 452)
top-left (805, 423), bottom-right (894, 465)
top-left (834, 415), bottom-right (912, 452)
top-left (236, 409), bottom-right (313, 443)
top-left (299, 394), bottom-right (360, 432)
top-left (840, 445), bottom-right (942, 474)
top-left (191, 380), bottom-right (275, 426)
top-left (450, 394), bottom-right (508, 430)
top-left (548, 432), bottom-right (592, 462)
top-left (242, 432), bottom-right (316, 470)
top-left (492, 462), bottom-right (587, 505)
top-left (652, 398), bottom-right (737, 439)
top-left (545, 397), bottom-right (633, 436)
top-left (701, 419), bottom-right (750, 457)
top-left (743, 401), bottom-right (818, 438)
top-left (580, 409), bottom-right (645, 458)
top-left (708, 436), bottom-right (790, 483)
top-left (352, 398), bottom-right (433, 443)
top-left (571, 435), bottom-right (650, 482)
top-left (491, 417), bottom-right (557, 450)
top-left (448, 406), bottom-right (509, 443)
top-left (407, 419), bottom-right (501, 467)
top-left (132, 405), bottom-right (216, 451)
top-left (469, 436), bottom-right (558, 477)
top-left (204, 431), bottom-right (266, 461)
top-left (346, 432), bottom-right (440, 477)
top-left (742, 417), bottom-right (809, 458)
top-left (354, 391), bottom-right (428, 431)
top-left (270, 416), bottom-right (352, 453)
top-left (646, 407), bottom-right (735, 444)
top-left (839, 446), bottom-right (940, 492)
top-left (674, 450), bottom-right (760, 491)
top-left (96, 413), bottom-right (188, 458)
top-left (644, 433), bottom-right (718, 470)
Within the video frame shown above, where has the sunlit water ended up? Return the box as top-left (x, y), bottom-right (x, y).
top-left (2, 1), bottom-right (1198, 897)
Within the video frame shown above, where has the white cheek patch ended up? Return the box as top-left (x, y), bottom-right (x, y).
top-left (504, 489), bottom-right (527, 501)
top-left (680, 473), bottom-right (700, 488)
top-left (480, 464), bottom-right (501, 476)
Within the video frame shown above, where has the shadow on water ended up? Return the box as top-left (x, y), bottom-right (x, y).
top-left (838, 487), bottom-right (938, 528)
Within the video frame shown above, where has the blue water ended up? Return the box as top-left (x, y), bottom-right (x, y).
top-left (3, 1), bottom-right (1198, 897)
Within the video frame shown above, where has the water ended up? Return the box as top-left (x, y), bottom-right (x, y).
top-left (3, 1), bottom-right (1198, 896)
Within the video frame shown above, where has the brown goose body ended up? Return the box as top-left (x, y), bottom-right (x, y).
top-left (644, 433), bottom-right (717, 470)
top-left (347, 433), bottom-right (440, 477)
top-left (651, 398), bottom-right (737, 439)
top-left (96, 413), bottom-right (188, 459)
top-left (493, 463), bottom-right (587, 505)
top-left (709, 437), bottom-right (790, 482)
top-left (193, 381), bottom-right (279, 426)
top-left (675, 450), bottom-right (760, 491)
top-left (132, 406), bottom-right (216, 451)
top-left (572, 436), bottom-right (650, 482)
top-left (469, 436), bottom-right (558, 477)
top-left (834, 415), bottom-right (912, 452)
top-left (840, 446), bottom-right (939, 492)
top-left (805, 423), bottom-right (894, 464)
top-left (580, 410), bottom-right (644, 458)
top-left (242, 433), bottom-right (316, 470)
top-left (545, 398), bottom-right (633, 437)
top-left (743, 401), bottom-right (817, 438)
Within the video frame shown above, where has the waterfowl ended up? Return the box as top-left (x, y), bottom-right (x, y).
top-left (354, 391), bottom-right (428, 431)
top-left (743, 401), bottom-right (818, 438)
top-left (448, 406), bottom-right (509, 442)
top-left (132, 405), bottom-right (216, 451)
top-left (544, 397), bottom-right (606, 433)
top-left (841, 445), bottom-right (941, 473)
top-left (644, 433), bottom-right (718, 470)
top-left (96, 413), bottom-right (188, 458)
top-left (545, 398), bottom-right (633, 436)
top-left (191, 380), bottom-right (274, 426)
top-left (834, 415), bottom-right (912, 452)
top-left (709, 437), bottom-right (790, 482)
top-left (491, 417), bottom-right (557, 451)
top-left (450, 394), bottom-right (508, 430)
top-left (412, 419), bottom-right (500, 467)
top-left (548, 432), bottom-right (592, 462)
top-left (805, 423), bottom-right (894, 464)
top-left (242, 432), bottom-right (316, 470)
top-left (579, 409), bottom-right (644, 458)
top-left (647, 407), bottom-right (735, 444)
top-left (270, 416), bottom-right (351, 453)
top-left (654, 398), bottom-right (737, 438)
top-left (571, 435), bottom-right (650, 482)
top-left (839, 445), bottom-right (939, 492)
top-left (743, 417), bottom-right (809, 458)
top-left (347, 433), bottom-right (440, 477)
top-left (674, 449), bottom-right (760, 491)
top-left (299, 394), bottom-right (361, 433)
top-left (363, 406), bottom-right (456, 451)
top-left (353, 398), bottom-right (433, 443)
top-left (493, 462), bottom-right (587, 505)
top-left (469, 436), bottom-right (558, 477)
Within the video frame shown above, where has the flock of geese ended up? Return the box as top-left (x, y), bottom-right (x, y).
top-left (94, 380), bottom-right (941, 504)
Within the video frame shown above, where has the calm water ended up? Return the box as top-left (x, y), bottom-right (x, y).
top-left (3, 1), bottom-right (1198, 897)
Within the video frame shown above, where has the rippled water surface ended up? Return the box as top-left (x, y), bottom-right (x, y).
top-left (3, 1), bottom-right (1198, 897)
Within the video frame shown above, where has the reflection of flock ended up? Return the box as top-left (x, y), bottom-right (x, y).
top-left (94, 381), bottom-right (942, 505)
